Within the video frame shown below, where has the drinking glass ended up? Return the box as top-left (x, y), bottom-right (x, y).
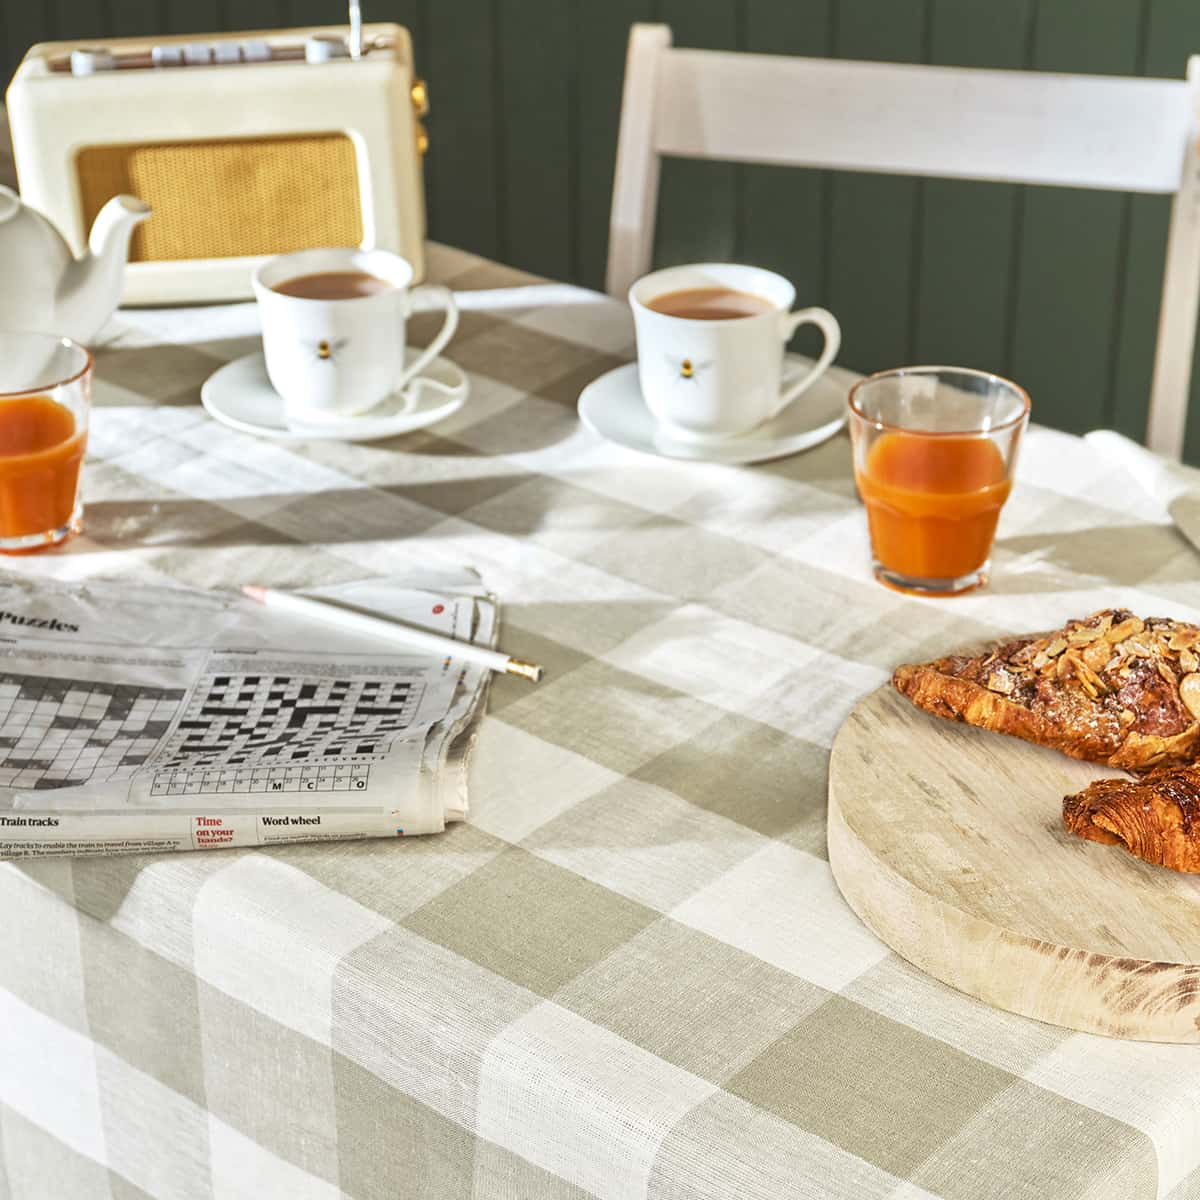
top-left (0, 332), bottom-right (92, 553)
top-left (847, 366), bottom-right (1029, 596)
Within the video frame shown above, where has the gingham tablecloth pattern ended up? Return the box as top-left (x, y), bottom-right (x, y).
top-left (4, 243), bottom-right (1200, 1200)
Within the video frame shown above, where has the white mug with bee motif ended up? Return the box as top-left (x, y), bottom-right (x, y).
top-left (629, 264), bottom-right (840, 441)
top-left (253, 248), bottom-right (458, 424)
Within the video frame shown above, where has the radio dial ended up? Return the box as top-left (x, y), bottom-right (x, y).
top-left (305, 36), bottom-right (350, 63)
top-left (410, 79), bottom-right (430, 116)
top-left (69, 48), bottom-right (116, 76)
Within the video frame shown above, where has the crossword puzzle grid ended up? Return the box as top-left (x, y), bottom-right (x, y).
top-left (150, 671), bottom-right (422, 796)
top-left (0, 674), bottom-right (184, 790)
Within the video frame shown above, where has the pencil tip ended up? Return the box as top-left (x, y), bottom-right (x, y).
top-left (506, 659), bottom-right (544, 684)
top-left (242, 585), bottom-right (268, 603)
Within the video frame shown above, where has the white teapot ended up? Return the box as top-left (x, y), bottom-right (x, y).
top-left (0, 185), bottom-right (150, 344)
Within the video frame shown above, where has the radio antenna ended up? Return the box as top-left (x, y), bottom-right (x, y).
top-left (348, 0), bottom-right (363, 58)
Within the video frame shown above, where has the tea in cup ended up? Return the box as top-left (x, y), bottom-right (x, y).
top-left (628, 263), bottom-right (841, 440)
top-left (253, 247), bottom-right (459, 424)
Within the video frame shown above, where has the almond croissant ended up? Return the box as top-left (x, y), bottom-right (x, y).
top-left (892, 609), bottom-right (1200, 771)
top-left (1063, 766), bottom-right (1200, 873)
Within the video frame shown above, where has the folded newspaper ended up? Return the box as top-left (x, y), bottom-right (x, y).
top-left (0, 569), bottom-right (496, 859)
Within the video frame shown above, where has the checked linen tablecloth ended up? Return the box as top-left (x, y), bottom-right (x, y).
top-left (4, 242), bottom-right (1200, 1200)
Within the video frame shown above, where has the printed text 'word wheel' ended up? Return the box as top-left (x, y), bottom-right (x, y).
top-left (828, 685), bottom-right (1200, 1042)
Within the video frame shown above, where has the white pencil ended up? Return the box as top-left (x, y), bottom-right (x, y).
top-left (241, 586), bottom-right (543, 683)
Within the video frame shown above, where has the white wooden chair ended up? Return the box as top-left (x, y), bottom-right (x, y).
top-left (607, 24), bottom-right (1200, 459)
top-left (0, 108), bottom-right (15, 192)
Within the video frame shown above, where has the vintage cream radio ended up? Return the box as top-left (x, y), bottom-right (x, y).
top-left (5, 13), bottom-right (429, 304)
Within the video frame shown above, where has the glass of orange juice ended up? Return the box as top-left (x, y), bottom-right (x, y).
top-left (847, 366), bottom-right (1029, 596)
top-left (0, 333), bottom-right (91, 553)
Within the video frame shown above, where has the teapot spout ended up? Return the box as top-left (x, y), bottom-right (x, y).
top-left (58, 195), bottom-right (151, 343)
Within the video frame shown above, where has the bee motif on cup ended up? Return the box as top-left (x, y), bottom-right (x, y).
top-left (668, 354), bottom-right (713, 384)
top-left (303, 336), bottom-right (349, 364)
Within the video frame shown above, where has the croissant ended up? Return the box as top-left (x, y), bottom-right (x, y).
top-left (1063, 766), bottom-right (1200, 872)
top-left (892, 609), bottom-right (1200, 770)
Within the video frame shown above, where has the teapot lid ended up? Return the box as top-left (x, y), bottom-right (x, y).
top-left (0, 186), bottom-right (19, 223)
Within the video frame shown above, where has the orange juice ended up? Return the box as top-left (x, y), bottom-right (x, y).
top-left (855, 432), bottom-right (1010, 582)
top-left (0, 394), bottom-right (87, 544)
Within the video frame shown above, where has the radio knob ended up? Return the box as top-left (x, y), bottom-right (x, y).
top-left (182, 42), bottom-right (213, 65)
top-left (411, 78), bottom-right (430, 117)
top-left (70, 47), bottom-right (116, 76)
top-left (151, 44), bottom-right (183, 67)
top-left (241, 39), bottom-right (271, 63)
top-left (305, 36), bottom-right (349, 63)
top-left (213, 42), bottom-right (241, 65)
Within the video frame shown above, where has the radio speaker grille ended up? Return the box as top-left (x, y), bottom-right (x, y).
top-left (76, 134), bottom-right (364, 262)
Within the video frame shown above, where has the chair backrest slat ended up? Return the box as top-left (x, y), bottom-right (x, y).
top-left (655, 50), bottom-right (1192, 194)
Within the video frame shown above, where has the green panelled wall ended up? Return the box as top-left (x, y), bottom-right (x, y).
top-left (5, 1), bottom-right (1200, 456)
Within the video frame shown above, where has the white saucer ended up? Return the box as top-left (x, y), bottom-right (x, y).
top-left (578, 360), bottom-right (849, 464)
top-left (200, 351), bottom-right (470, 442)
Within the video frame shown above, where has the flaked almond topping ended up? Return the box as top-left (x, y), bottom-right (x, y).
top-left (1081, 640), bottom-right (1112, 672)
top-left (1119, 708), bottom-right (1136, 727)
top-left (1180, 648), bottom-right (1199, 674)
top-left (1032, 650), bottom-right (1051, 670)
top-left (1067, 625), bottom-right (1105, 646)
top-left (1181, 673), bottom-right (1200, 722)
top-left (1045, 637), bottom-right (1067, 658)
top-left (1124, 636), bottom-right (1154, 658)
top-left (1156, 660), bottom-right (1178, 687)
top-left (986, 669), bottom-right (1015, 695)
top-left (1071, 655), bottom-right (1110, 696)
top-left (1106, 616), bottom-right (1145, 643)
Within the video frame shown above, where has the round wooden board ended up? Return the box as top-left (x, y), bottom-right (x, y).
top-left (828, 685), bottom-right (1200, 1042)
